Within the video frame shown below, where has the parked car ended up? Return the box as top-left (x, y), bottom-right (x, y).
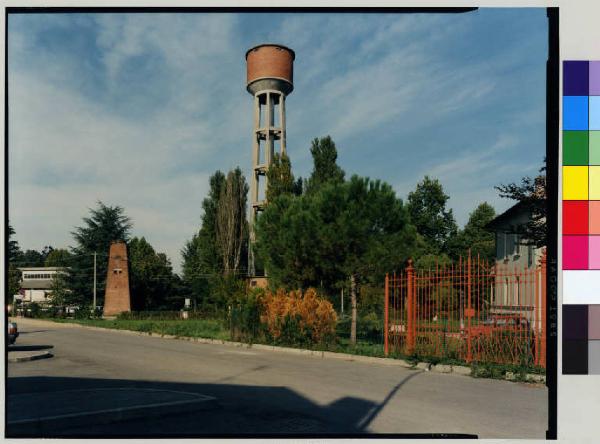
top-left (8, 321), bottom-right (19, 345)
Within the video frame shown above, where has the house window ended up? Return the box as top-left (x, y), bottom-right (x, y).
top-left (505, 233), bottom-right (512, 258)
top-left (528, 245), bottom-right (534, 267)
top-left (515, 234), bottom-right (521, 255)
top-left (496, 232), bottom-right (506, 260)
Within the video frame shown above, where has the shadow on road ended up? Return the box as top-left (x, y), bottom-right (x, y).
top-left (6, 374), bottom-right (477, 439)
top-left (8, 344), bottom-right (54, 352)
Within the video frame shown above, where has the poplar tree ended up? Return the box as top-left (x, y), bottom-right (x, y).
top-left (216, 168), bottom-right (249, 275)
top-left (305, 136), bottom-right (345, 194)
top-left (266, 152), bottom-right (295, 202)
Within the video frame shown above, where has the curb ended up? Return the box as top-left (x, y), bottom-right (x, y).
top-left (7, 389), bottom-right (217, 436)
top-left (19, 318), bottom-right (546, 384)
top-left (8, 351), bottom-right (53, 363)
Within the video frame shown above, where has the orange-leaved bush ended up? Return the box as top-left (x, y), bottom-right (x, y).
top-left (259, 287), bottom-right (337, 344)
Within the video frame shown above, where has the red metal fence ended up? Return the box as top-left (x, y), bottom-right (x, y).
top-left (384, 252), bottom-right (546, 368)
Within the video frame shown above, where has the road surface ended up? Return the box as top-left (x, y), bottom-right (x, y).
top-left (7, 318), bottom-right (548, 438)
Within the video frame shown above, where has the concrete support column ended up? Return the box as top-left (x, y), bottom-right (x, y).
top-left (280, 94), bottom-right (286, 155)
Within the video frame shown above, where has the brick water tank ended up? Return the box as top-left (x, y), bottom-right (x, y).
top-left (246, 43), bottom-right (295, 95)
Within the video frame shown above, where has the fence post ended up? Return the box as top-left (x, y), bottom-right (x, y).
top-left (540, 250), bottom-right (547, 368)
top-left (406, 259), bottom-right (415, 354)
top-left (384, 273), bottom-right (389, 356)
top-left (467, 251), bottom-right (472, 362)
top-left (535, 261), bottom-right (540, 367)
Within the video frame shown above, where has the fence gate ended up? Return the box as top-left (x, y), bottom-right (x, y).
top-left (384, 252), bottom-right (546, 368)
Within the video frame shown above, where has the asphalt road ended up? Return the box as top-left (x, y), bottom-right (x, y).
top-left (7, 318), bottom-right (548, 438)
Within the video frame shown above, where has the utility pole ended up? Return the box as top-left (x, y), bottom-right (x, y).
top-left (341, 287), bottom-right (344, 315)
top-left (93, 252), bottom-right (97, 312)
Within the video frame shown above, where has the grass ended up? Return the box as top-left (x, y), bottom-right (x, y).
top-left (48, 317), bottom-right (545, 379)
top-left (52, 318), bottom-right (230, 341)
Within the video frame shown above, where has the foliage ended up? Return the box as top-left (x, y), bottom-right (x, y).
top-left (216, 168), bottom-right (249, 275)
top-left (55, 318), bottom-right (230, 341)
top-left (8, 224), bottom-right (23, 298)
top-left (49, 272), bottom-right (70, 310)
top-left (69, 201), bottom-right (133, 306)
top-left (182, 171), bottom-right (226, 305)
top-left (305, 136), bottom-right (345, 194)
top-left (230, 290), bottom-right (263, 342)
top-left (45, 248), bottom-right (73, 267)
top-left (8, 265), bottom-right (21, 298)
top-left (117, 310), bottom-right (215, 321)
top-left (255, 193), bottom-right (323, 290)
top-left (495, 160), bottom-right (546, 248)
top-left (407, 176), bottom-right (458, 254)
top-left (129, 237), bottom-right (182, 310)
top-left (182, 169), bottom-right (248, 311)
top-left (258, 288), bottom-right (338, 345)
top-left (336, 312), bottom-right (382, 344)
top-left (8, 224), bottom-right (22, 262)
top-left (414, 253), bottom-right (453, 270)
top-left (74, 305), bottom-right (93, 319)
top-left (14, 249), bottom-right (46, 267)
top-left (266, 152), bottom-right (297, 201)
top-left (446, 202), bottom-right (496, 262)
top-left (257, 175), bottom-right (417, 295)
top-left (29, 302), bottom-right (42, 318)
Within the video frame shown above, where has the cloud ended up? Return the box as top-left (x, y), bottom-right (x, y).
top-left (8, 10), bottom-right (547, 273)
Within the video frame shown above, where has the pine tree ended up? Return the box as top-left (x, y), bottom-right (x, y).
top-left (69, 201), bottom-right (132, 307)
top-left (407, 176), bottom-right (458, 254)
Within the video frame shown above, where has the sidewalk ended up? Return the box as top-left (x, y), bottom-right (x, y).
top-left (8, 349), bottom-right (53, 363)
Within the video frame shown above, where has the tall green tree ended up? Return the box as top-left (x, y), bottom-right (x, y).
top-left (129, 237), bottom-right (180, 310)
top-left (334, 176), bottom-right (416, 343)
top-left (8, 224), bottom-right (21, 261)
top-left (256, 175), bottom-right (417, 344)
top-left (495, 161), bottom-right (546, 247)
top-left (45, 248), bottom-right (73, 267)
top-left (407, 176), bottom-right (458, 254)
top-left (182, 168), bottom-right (249, 311)
top-left (255, 193), bottom-right (323, 290)
top-left (447, 202), bottom-right (496, 262)
top-left (266, 152), bottom-right (296, 202)
top-left (69, 201), bottom-right (132, 307)
top-left (8, 224), bottom-right (22, 298)
top-left (216, 167), bottom-right (249, 275)
top-left (49, 272), bottom-right (70, 312)
top-left (15, 249), bottom-right (45, 267)
top-left (181, 170), bottom-right (230, 309)
top-left (305, 136), bottom-right (345, 193)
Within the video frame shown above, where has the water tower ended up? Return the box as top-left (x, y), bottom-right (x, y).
top-left (246, 43), bottom-right (295, 277)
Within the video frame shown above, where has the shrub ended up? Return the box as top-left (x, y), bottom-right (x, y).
top-left (116, 310), bottom-right (217, 321)
top-left (73, 306), bottom-right (91, 319)
top-left (29, 302), bottom-right (42, 318)
top-left (336, 311), bottom-right (382, 344)
top-left (259, 287), bottom-right (337, 346)
top-left (230, 290), bottom-right (263, 342)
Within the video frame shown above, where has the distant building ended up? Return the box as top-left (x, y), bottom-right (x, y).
top-left (485, 201), bottom-right (545, 271)
top-left (16, 266), bottom-right (69, 305)
top-left (485, 202), bottom-right (545, 321)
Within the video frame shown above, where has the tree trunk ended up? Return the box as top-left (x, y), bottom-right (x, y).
top-left (350, 274), bottom-right (358, 345)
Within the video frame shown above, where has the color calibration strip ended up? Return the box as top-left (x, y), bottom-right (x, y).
top-left (562, 60), bottom-right (600, 374)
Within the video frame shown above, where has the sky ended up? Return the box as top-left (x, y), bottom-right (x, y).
top-left (8, 9), bottom-right (548, 274)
